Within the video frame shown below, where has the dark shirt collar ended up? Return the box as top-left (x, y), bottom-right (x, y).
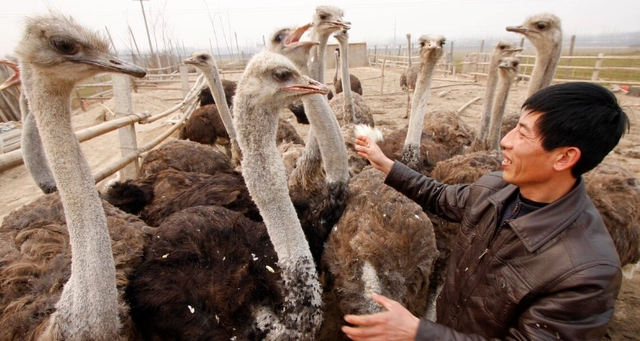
top-left (490, 176), bottom-right (588, 252)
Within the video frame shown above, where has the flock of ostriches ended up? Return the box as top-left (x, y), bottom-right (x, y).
top-left (0, 5), bottom-right (638, 341)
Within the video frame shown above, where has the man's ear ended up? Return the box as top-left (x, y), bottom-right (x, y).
top-left (554, 146), bottom-right (581, 172)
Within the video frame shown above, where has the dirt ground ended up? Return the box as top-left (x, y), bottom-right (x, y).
top-left (1, 65), bottom-right (639, 339)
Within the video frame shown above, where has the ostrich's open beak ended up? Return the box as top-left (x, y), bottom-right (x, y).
top-left (0, 60), bottom-right (21, 90)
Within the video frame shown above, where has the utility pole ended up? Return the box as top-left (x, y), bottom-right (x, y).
top-left (134, 0), bottom-right (161, 68)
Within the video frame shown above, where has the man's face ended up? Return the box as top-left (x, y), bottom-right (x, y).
top-left (500, 111), bottom-right (557, 188)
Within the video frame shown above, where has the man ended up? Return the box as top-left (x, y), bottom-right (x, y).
top-left (342, 82), bottom-right (630, 340)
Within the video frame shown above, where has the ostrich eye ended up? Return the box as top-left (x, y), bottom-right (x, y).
top-left (419, 41), bottom-right (426, 47)
top-left (535, 22), bottom-right (548, 30)
top-left (319, 13), bottom-right (328, 20)
top-left (441, 39), bottom-right (446, 46)
top-left (272, 68), bottom-right (293, 82)
top-left (275, 32), bottom-right (286, 43)
top-left (51, 37), bottom-right (79, 55)
top-left (199, 55), bottom-right (209, 62)
top-left (513, 61), bottom-right (520, 67)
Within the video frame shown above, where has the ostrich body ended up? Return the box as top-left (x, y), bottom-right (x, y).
top-left (197, 79), bottom-right (236, 107)
top-left (477, 41), bottom-right (522, 143)
top-left (329, 29), bottom-right (374, 127)
top-left (401, 35), bottom-right (446, 172)
top-left (333, 49), bottom-right (363, 96)
top-left (126, 51), bottom-right (347, 340)
top-left (486, 57), bottom-right (519, 151)
top-left (506, 13), bottom-right (562, 98)
top-left (4, 12), bottom-right (146, 340)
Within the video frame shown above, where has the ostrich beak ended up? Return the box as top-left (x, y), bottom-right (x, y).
top-left (506, 25), bottom-right (528, 34)
top-left (0, 60), bottom-right (21, 90)
top-left (282, 76), bottom-right (330, 95)
top-left (507, 47), bottom-right (524, 53)
top-left (71, 51), bottom-right (147, 78)
top-left (283, 23), bottom-right (319, 52)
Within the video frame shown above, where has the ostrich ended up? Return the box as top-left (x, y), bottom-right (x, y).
top-left (182, 51), bottom-right (241, 164)
top-left (476, 41), bottom-right (522, 144)
top-left (126, 50), bottom-right (346, 340)
top-left (399, 33), bottom-right (419, 118)
top-left (269, 24), bottom-right (334, 125)
top-left (506, 13), bottom-right (562, 99)
top-left (0, 12), bottom-right (147, 340)
top-left (486, 57), bottom-right (520, 151)
top-left (0, 60), bottom-right (57, 194)
top-left (384, 35), bottom-right (447, 173)
top-left (332, 48), bottom-right (363, 96)
top-left (329, 29), bottom-right (374, 127)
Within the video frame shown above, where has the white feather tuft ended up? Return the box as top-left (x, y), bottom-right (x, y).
top-left (354, 124), bottom-right (383, 142)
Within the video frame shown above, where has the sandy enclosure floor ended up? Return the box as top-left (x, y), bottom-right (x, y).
top-left (1, 66), bottom-right (639, 340)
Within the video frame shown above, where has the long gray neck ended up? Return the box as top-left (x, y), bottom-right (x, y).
top-left (234, 94), bottom-right (322, 338)
top-left (404, 56), bottom-right (438, 149)
top-left (21, 66), bottom-right (119, 340)
top-left (203, 70), bottom-right (236, 140)
top-left (296, 31), bottom-right (331, 190)
top-left (487, 69), bottom-right (514, 151)
top-left (301, 94), bottom-right (349, 184)
top-left (339, 40), bottom-right (356, 123)
top-left (309, 34), bottom-right (329, 83)
top-left (20, 93), bottom-right (57, 194)
top-left (527, 39), bottom-right (562, 98)
top-left (478, 51), bottom-right (502, 141)
top-left (333, 53), bottom-right (340, 84)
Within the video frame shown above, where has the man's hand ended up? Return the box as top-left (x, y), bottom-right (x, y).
top-left (342, 293), bottom-right (420, 341)
top-left (354, 136), bottom-right (394, 175)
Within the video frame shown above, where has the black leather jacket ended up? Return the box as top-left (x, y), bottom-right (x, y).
top-left (384, 161), bottom-right (622, 341)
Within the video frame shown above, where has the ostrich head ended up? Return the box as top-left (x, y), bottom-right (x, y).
top-left (498, 57), bottom-right (520, 74)
top-left (505, 13), bottom-right (562, 50)
top-left (0, 60), bottom-right (20, 90)
top-left (236, 51), bottom-right (329, 113)
top-left (311, 5), bottom-right (350, 37)
top-left (495, 41), bottom-right (523, 56)
top-left (417, 34), bottom-right (446, 63)
top-left (268, 24), bottom-right (318, 72)
top-left (14, 12), bottom-right (146, 87)
top-left (183, 50), bottom-right (218, 73)
top-left (332, 28), bottom-right (350, 44)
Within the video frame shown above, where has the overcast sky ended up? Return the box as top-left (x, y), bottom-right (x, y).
top-left (1, 0), bottom-right (638, 56)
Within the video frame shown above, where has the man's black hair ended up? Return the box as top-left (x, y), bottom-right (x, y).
top-left (522, 82), bottom-right (630, 177)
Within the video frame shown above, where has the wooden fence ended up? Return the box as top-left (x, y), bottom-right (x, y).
top-left (0, 65), bottom-right (212, 185)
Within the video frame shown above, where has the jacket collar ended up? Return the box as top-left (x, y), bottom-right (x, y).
top-left (490, 176), bottom-right (587, 252)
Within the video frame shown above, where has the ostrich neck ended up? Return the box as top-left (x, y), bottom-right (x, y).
top-left (339, 39), bottom-right (356, 122)
top-left (301, 94), bottom-right (349, 183)
top-left (404, 57), bottom-right (438, 147)
top-left (295, 32), bottom-right (330, 189)
top-left (478, 53), bottom-right (502, 141)
top-left (310, 34), bottom-right (329, 83)
top-left (333, 54), bottom-right (339, 84)
top-left (487, 71), bottom-right (514, 151)
top-left (527, 41), bottom-right (561, 98)
top-left (21, 67), bottom-right (118, 337)
top-left (203, 70), bottom-right (236, 140)
top-left (407, 39), bottom-right (412, 68)
top-left (235, 102), bottom-right (314, 263)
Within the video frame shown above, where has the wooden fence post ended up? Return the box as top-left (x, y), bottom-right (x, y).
top-left (592, 53), bottom-right (604, 81)
top-left (113, 74), bottom-right (139, 181)
top-left (179, 65), bottom-right (190, 98)
top-left (373, 45), bottom-right (378, 64)
top-left (564, 35), bottom-right (576, 79)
